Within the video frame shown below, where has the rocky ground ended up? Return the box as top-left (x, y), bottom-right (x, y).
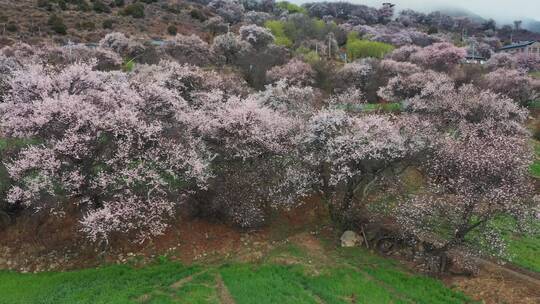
top-left (0, 196), bottom-right (539, 303)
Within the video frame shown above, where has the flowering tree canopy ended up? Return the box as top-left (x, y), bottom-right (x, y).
top-left (185, 86), bottom-right (305, 227)
top-left (130, 61), bottom-right (304, 228)
top-left (0, 55), bottom-right (20, 102)
top-left (378, 70), bottom-right (453, 102)
top-left (396, 132), bottom-right (534, 267)
top-left (239, 24), bottom-right (275, 49)
top-left (395, 75), bottom-right (535, 269)
top-left (266, 58), bottom-right (316, 86)
top-left (208, 0), bottom-right (245, 23)
top-left (348, 25), bottom-right (438, 47)
top-left (334, 59), bottom-right (374, 92)
top-left (410, 42), bottom-right (467, 71)
top-left (486, 52), bottom-right (517, 71)
top-left (483, 68), bottom-right (540, 106)
top-left (515, 53), bottom-right (540, 72)
top-left (163, 34), bottom-right (213, 66)
top-left (1, 62), bottom-right (212, 242)
top-left (386, 45), bottom-right (422, 62)
top-left (255, 80), bottom-right (321, 115)
top-left (99, 32), bottom-right (144, 59)
top-left (211, 33), bottom-right (253, 64)
top-left (297, 109), bottom-right (417, 220)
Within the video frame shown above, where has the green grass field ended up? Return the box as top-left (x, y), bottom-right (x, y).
top-left (333, 102), bottom-right (402, 113)
top-left (0, 242), bottom-right (473, 304)
top-left (491, 215), bottom-right (540, 273)
top-left (529, 71), bottom-right (540, 79)
top-left (508, 235), bottom-right (540, 273)
top-left (530, 141), bottom-right (540, 178)
top-left (469, 212), bottom-right (539, 273)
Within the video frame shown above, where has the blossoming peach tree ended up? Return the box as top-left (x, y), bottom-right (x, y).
top-left (395, 75), bottom-right (537, 271)
top-left (1, 62), bottom-right (213, 243)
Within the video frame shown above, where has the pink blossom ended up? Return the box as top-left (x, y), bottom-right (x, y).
top-left (1, 61), bottom-right (212, 242)
top-left (238, 24), bottom-right (275, 49)
top-left (410, 42), bottom-right (467, 71)
top-left (266, 58), bottom-right (316, 86)
top-left (163, 34), bottom-right (213, 66)
top-left (483, 68), bottom-right (540, 106)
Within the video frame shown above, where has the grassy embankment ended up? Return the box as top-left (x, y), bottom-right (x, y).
top-left (0, 240), bottom-right (473, 304)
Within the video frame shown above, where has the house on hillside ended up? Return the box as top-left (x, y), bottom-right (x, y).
top-left (497, 40), bottom-right (540, 56)
top-left (464, 54), bottom-right (486, 64)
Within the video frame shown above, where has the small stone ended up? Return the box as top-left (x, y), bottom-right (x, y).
top-left (340, 230), bottom-right (363, 248)
top-left (415, 242), bottom-right (425, 253)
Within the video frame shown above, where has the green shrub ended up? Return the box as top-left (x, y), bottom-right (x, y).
top-left (102, 19), bottom-right (114, 29)
top-left (76, 0), bottom-right (91, 12)
top-left (362, 103), bottom-right (402, 112)
top-left (6, 23), bottom-right (18, 32)
top-left (531, 161), bottom-right (540, 178)
top-left (162, 4), bottom-right (181, 14)
top-left (265, 15), bottom-right (340, 49)
top-left (92, 0), bottom-right (111, 13)
top-left (533, 121), bottom-right (540, 141)
top-left (190, 8), bottom-right (207, 21)
top-left (48, 14), bottom-right (67, 35)
top-left (265, 20), bottom-right (292, 47)
top-left (276, 1), bottom-right (306, 14)
top-left (346, 32), bottom-right (394, 60)
top-left (303, 50), bottom-right (321, 65)
top-left (122, 2), bottom-right (145, 18)
top-left (167, 24), bottom-right (177, 36)
top-left (58, 0), bottom-right (67, 10)
top-left (112, 0), bottom-right (125, 7)
top-left (37, 0), bottom-right (52, 10)
top-left (122, 58), bottom-right (135, 72)
top-left (528, 100), bottom-right (540, 109)
top-left (77, 21), bottom-right (95, 31)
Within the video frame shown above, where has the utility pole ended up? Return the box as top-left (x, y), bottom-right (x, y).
top-left (67, 39), bottom-right (73, 58)
top-left (328, 35), bottom-right (331, 59)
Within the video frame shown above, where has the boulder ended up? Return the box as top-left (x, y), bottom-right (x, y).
top-left (340, 230), bottom-right (363, 247)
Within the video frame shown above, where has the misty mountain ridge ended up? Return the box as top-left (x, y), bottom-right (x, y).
top-left (429, 4), bottom-right (540, 33)
top-left (432, 6), bottom-right (486, 23)
top-left (523, 19), bottom-right (540, 34)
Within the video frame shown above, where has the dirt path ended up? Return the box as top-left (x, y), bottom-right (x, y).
top-left (170, 269), bottom-right (208, 289)
top-left (216, 273), bottom-right (236, 304)
top-left (289, 232), bottom-right (329, 262)
top-left (449, 259), bottom-right (540, 304)
top-left (477, 259), bottom-right (540, 288)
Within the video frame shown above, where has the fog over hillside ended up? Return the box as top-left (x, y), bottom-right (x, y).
top-left (293, 0), bottom-right (540, 26)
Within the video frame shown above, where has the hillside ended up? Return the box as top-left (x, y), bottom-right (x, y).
top-left (0, 0), bottom-right (211, 46)
top-left (1, 209), bottom-right (539, 303)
